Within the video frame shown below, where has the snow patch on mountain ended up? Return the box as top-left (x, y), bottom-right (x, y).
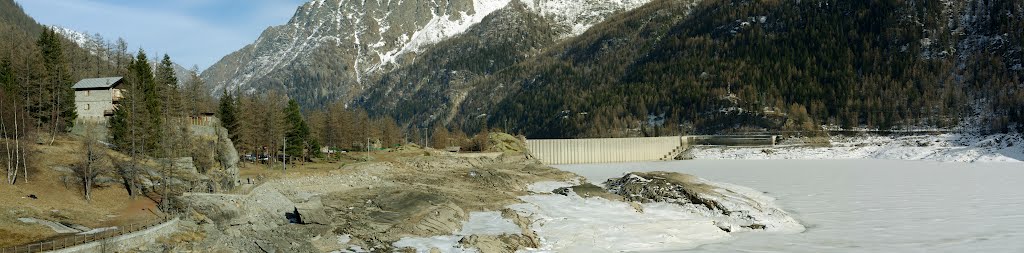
top-left (376, 0), bottom-right (514, 69)
top-left (523, 0), bottom-right (653, 38)
top-left (203, 0), bottom-right (661, 97)
top-left (49, 25), bottom-right (91, 48)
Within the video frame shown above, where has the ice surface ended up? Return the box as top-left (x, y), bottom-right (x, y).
top-left (392, 235), bottom-right (470, 253)
top-left (556, 159), bottom-right (1024, 252)
top-left (690, 134), bottom-right (1024, 162)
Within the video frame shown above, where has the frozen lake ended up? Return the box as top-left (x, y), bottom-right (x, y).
top-left (555, 160), bottom-right (1024, 252)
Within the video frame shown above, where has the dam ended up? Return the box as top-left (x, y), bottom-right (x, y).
top-left (526, 135), bottom-right (777, 165)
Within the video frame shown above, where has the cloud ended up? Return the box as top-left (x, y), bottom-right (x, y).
top-left (16, 0), bottom-right (306, 70)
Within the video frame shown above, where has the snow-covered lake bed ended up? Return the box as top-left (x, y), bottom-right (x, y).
top-left (555, 159), bottom-right (1024, 252)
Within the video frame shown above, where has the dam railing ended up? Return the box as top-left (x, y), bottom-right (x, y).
top-left (1, 212), bottom-right (179, 253)
top-left (526, 135), bottom-right (780, 165)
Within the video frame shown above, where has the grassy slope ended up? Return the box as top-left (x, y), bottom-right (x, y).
top-left (0, 136), bottom-right (161, 247)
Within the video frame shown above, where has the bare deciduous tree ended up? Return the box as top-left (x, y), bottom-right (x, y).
top-left (73, 123), bottom-right (107, 201)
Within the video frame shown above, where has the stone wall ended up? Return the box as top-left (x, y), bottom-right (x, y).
top-left (74, 89), bottom-right (115, 122)
top-left (47, 218), bottom-right (179, 253)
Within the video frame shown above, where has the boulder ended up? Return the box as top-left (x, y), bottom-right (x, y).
top-left (94, 175), bottom-right (119, 187)
top-left (156, 157), bottom-right (199, 174)
top-left (294, 197), bottom-right (331, 225)
top-left (51, 166), bottom-right (74, 174)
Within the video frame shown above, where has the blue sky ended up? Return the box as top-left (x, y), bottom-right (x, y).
top-left (16, 0), bottom-right (310, 71)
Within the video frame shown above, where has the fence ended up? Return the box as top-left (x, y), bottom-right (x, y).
top-left (0, 212), bottom-right (178, 253)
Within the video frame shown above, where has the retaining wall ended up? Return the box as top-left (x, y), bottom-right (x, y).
top-left (46, 218), bottom-right (179, 253)
top-left (526, 136), bottom-right (685, 164)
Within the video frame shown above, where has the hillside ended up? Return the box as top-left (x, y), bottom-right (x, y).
top-left (201, 0), bottom-right (1022, 138)
top-left (451, 0), bottom-right (1023, 137)
top-left (0, 136), bottom-right (163, 247)
top-left (358, 0), bottom-right (560, 126)
top-left (201, 0), bottom-right (652, 107)
top-left (0, 0), bottom-right (40, 36)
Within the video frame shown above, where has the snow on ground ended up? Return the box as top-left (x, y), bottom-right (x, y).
top-left (392, 211), bottom-right (521, 253)
top-left (690, 133), bottom-right (1024, 162)
top-left (525, 177), bottom-right (581, 193)
top-left (667, 177), bottom-right (805, 233)
top-left (510, 193), bottom-right (731, 252)
top-left (557, 160), bottom-right (1024, 252)
top-left (395, 173), bottom-right (802, 252)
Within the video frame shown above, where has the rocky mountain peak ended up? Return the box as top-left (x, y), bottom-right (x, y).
top-left (200, 0), bottom-right (654, 102)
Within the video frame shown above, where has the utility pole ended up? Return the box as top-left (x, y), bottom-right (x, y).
top-left (282, 137), bottom-right (286, 171)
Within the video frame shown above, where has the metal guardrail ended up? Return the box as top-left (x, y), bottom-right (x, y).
top-left (0, 212), bottom-right (178, 253)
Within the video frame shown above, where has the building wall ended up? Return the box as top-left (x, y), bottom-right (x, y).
top-left (75, 89), bottom-right (115, 122)
top-left (526, 136), bottom-right (686, 165)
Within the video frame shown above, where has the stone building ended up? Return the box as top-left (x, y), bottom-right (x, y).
top-left (73, 77), bottom-right (124, 122)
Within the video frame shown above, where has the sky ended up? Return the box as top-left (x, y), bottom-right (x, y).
top-left (16, 0), bottom-right (310, 71)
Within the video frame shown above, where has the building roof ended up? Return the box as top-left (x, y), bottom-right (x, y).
top-left (72, 77), bottom-right (123, 90)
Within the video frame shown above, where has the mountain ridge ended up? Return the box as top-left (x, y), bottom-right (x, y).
top-left (201, 0), bottom-right (653, 105)
top-left (203, 0), bottom-right (1022, 137)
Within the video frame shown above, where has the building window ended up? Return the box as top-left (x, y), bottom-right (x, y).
top-left (86, 90), bottom-right (90, 96)
top-left (85, 104), bottom-right (90, 110)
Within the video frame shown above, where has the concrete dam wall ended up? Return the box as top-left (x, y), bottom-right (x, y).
top-left (526, 137), bottom-right (686, 165)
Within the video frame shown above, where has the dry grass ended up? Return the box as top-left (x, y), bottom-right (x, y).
top-left (236, 148), bottom-right (435, 182)
top-left (0, 135), bottom-right (162, 247)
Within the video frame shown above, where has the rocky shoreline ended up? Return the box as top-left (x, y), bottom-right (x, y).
top-left (139, 151), bottom-right (801, 252)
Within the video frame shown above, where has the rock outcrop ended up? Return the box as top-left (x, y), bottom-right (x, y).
top-left (605, 172), bottom-right (805, 233)
top-left (215, 127), bottom-right (240, 188)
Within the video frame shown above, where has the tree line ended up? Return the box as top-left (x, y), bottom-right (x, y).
top-left (218, 95), bottom-right (502, 164)
top-left (1, 24), bottom-right (93, 184)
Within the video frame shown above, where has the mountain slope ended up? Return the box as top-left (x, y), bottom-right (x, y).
top-left (202, 0), bottom-right (653, 106)
top-left (0, 0), bottom-right (41, 36)
top-left (358, 0), bottom-right (560, 127)
top-left (449, 0), bottom-right (1022, 137)
top-left (205, 0), bottom-right (1021, 138)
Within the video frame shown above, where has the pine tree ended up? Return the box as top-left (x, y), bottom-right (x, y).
top-left (218, 90), bottom-right (238, 143)
top-left (109, 72), bottom-right (144, 155)
top-left (125, 50), bottom-right (161, 156)
top-left (284, 99), bottom-right (310, 162)
top-left (35, 27), bottom-right (76, 132)
top-left (155, 54), bottom-right (180, 117)
top-left (108, 93), bottom-right (130, 150)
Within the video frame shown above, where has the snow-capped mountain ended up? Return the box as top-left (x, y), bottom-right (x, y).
top-left (203, 0), bottom-right (1021, 137)
top-left (50, 25), bottom-right (91, 48)
top-left (201, 0), bottom-right (652, 102)
top-left (50, 25), bottom-right (195, 87)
